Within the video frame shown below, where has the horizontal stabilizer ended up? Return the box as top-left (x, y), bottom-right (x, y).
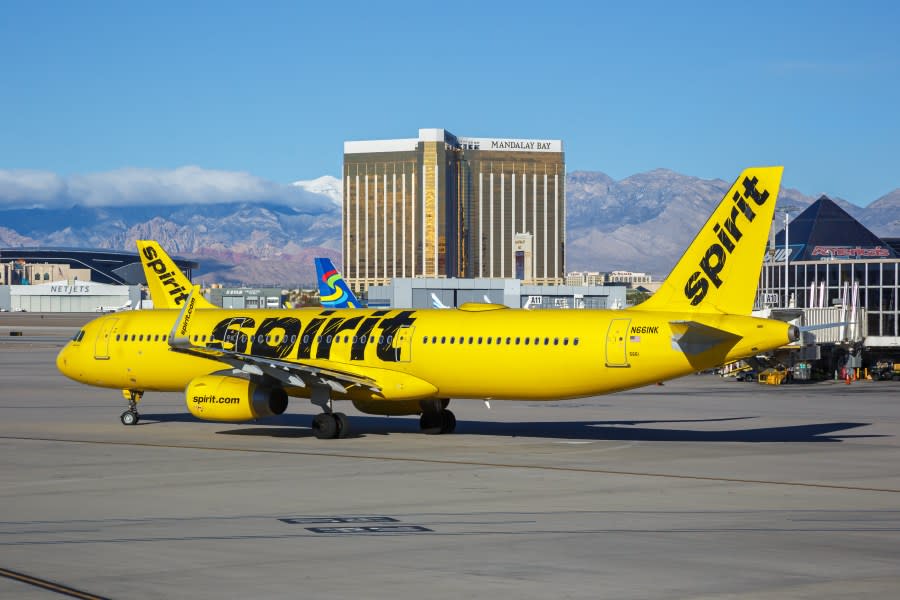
top-left (670, 320), bottom-right (741, 355)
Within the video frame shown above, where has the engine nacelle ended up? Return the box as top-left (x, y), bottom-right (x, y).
top-left (186, 375), bottom-right (288, 422)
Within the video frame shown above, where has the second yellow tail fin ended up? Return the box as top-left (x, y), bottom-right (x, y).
top-left (136, 240), bottom-right (215, 310)
top-left (637, 166), bottom-right (783, 315)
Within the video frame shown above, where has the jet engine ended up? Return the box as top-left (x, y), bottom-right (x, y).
top-left (186, 375), bottom-right (288, 422)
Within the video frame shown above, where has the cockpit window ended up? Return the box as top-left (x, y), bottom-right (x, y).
top-left (72, 330), bottom-right (86, 342)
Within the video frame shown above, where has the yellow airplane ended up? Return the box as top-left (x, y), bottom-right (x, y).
top-left (57, 167), bottom-right (797, 438)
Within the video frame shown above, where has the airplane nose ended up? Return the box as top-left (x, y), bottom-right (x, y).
top-left (56, 345), bottom-right (75, 380)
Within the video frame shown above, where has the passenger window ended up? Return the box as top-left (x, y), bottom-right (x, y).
top-left (486, 337), bottom-right (492, 345)
top-left (344, 335), bottom-right (349, 343)
top-left (468, 336), bottom-right (474, 344)
top-left (291, 335), bottom-right (297, 343)
top-left (574, 337), bottom-right (580, 346)
top-left (423, 336), bottom-right (428, 344)
top-left (431, 336), bottom-right (437, 344)
top-left (303, 335), bottom-right (310, 343)
top-left (524, 338), bottom-right (530, 345)
top-left (326, 335), bottom-right (333, 343)
top-left (115, 334), bottom-right (120, 341)
top-left (477, 337), bottom-right (483, 344)
top-left (506, 337), bottom-right (511, 345)
top-left (450, 336), bottom-right (455, 344)
top-left (544, 337), bottom-right (549, 345)
top-left (139, 334), bottom-right (144, 342)
top-left (441, 336), bottom-right (446, 344)
top-left (163, 335), bottom-right (167, 342)
top-left (554, 338), bottom-right (559, 346)
top-left (496, 337), bottom-right (502, 345)
top-left (155, 334), bottom-right (160, 342)
top-left (131, 334), bottom-right (136, 341)
top-left (563, 337), bottom-right (569, 345)
top-left (515, 337), bottom-right (520, 345)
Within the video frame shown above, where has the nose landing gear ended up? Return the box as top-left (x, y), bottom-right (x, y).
top-left (120, 389), bottom-right (143, 426)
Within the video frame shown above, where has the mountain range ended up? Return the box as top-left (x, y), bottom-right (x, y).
top-left (1, 171), bottom-right (898, 285)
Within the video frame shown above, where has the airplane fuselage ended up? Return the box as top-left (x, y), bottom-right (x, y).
top-left (57, 305), bottom-right (792, 403)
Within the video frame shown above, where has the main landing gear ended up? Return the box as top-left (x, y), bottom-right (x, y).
top-left (419, 398), bottom-right (456, 434)
top-left (309, 385), bottom-right (350, 440)
top-left (120, 389), bottom-right (143, 426)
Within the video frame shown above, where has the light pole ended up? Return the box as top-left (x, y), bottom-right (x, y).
top-left (784, 210), bottom-right (789, 307)
top-left (775, 205), bottom-right (799, 308)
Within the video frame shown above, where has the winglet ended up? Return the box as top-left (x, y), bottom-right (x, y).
top-left (137, 240), bottom-right (215, 310)
top-left (637, 167), bottom-right (783, 315)
top-left (168, 285), bottom-right (202, 348)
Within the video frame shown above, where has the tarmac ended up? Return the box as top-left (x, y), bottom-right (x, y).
top-left (1, 313), bottom-right (899, 599)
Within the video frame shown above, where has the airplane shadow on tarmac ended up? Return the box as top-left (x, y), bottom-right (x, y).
top-left (138, 412), bottom-right (881, 443)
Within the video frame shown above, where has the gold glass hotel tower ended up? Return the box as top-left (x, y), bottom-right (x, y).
top-left (343, 128), bottom-right (565, 292)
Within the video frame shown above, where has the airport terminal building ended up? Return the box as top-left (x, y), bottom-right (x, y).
top-left (343, 128), bottom-right (565, 292)
top-left (758, 197), bottom-right (900, 363)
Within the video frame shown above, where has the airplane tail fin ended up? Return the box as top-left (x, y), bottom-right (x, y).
top-left (136, 240), bottom-right (215, 310)
top-left (315, 257), bottom-right (362, 308)
top-left (636, 167), bottom-right (783, 315)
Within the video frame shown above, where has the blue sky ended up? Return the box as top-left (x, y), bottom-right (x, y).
top-left (1, 0), bottom-right (898, 206)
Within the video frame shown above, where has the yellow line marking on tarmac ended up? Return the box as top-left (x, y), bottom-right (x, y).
top-left (2, 435), bottom-right (899, 494)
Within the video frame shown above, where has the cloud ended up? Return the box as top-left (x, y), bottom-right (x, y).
top-left (0, 169), bottom-right (68, 206)
top-left (0, 166), bottom-right (339, 212)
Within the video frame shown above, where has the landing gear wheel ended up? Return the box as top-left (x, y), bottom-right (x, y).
top-left (312, 413), bottom-right (339, 439)
top-left (419, 412), bottom-right (441, 434)
top-left (120, 410), bottom-right (139, 426)
top-left (333, 412), bottom-right (350, 438)
top-left (121, 390), bottom-right (143, 427)
top-left (420, 409), bottom-right (456, 434)
top-left (440, 410), bottom-right (457, 434)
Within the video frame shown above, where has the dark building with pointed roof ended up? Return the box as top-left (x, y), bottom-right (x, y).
top-left (773, 196), bottom-right (895, 261)
top-left (759, 196), bottom-right (899, 357)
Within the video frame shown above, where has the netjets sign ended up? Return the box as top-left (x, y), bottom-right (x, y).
top-left (12, 281), bottom-right (128, 296)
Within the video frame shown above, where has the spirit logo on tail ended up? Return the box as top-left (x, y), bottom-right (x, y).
top-left (685, 175), bottom-right (772, 305)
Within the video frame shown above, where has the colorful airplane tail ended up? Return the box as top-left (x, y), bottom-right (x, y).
top-left (315, 257), bottom-right (362, 308)
top-left (136, 240), bottom-right (215, 310)
top-left (636, 166), bottom-right (783, 315)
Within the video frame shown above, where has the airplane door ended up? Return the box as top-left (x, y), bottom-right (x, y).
top-left (394, 326), bottom-right (414, 362)
top-left (94, 318), bottom-right (118, 360)
top-left (605, 318), bottom-right (630, 367)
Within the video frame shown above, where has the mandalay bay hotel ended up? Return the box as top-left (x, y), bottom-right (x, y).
top-left (343, 128), bottom-right (565, 293)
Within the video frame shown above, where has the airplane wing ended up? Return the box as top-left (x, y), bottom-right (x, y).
top-left (167, 287), bottom-right (381, 395)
